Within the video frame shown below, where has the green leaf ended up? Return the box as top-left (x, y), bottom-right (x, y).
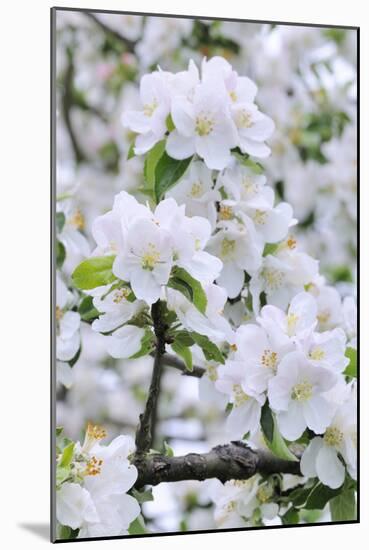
top-left (344, 347), bottom-right (357, 378)
top-left (128, 516), bottom-right (146, 535)
top-left (56, 240), bottom-right (66, 268)
top-left (56, 212), bottom-right (66, 233)
top-left (143, 140), bottom-right (166, 192)
top-left (131, 488), bottom-right (154, 504)
top-left (56, 466), bottom-right (70, 486)
top-left (172, 340), bottom-right (193, 371)
top-left (305, 482), bottom-right (343, 510)
top-left (154, 152), bottom-right (193, 202)
top-left (232, 149), bottom-right (264, 174)
top-left (282, 507), bottom-right (300, 525)
top-left (72, 256), bottom-right (117, 290)
top-left (172, 330), bottom-right (195, 347)
top-left (163, 440), bottom-right (175, 457)
top-left (58, 524), bottom-right (79, 540)
top-left (78, 295), bottom-right (99, 322)
top-left (166, 114), bottom-right (175, 132)
top-left (68, 345), bottom-right (81, 368)
top-left (56, 426), bottom-right (64, 437)
top-left (59, 442), bottom-right (75, 468)
top-left (289, 485), bottom-right (315, 508)
top-left (168, 267), bottom-right (207, 314)
top-left (263, 242), bottom-right (280, 257)
top-left (260, 402), bottom-right (298, 462)
top-left (129, 329), bottom-right (155, 359)
top-left (190, 332), bottom-right (225, 364)
top-left (329, 489), bottom-right (357, 521)
top-left (127, 142), bottom-right (135, 160)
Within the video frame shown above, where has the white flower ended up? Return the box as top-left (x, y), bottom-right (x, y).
top-left (154, 198), bottom-right (222, 285)
top-left (105, 325), bottom-right (146, 359)
top-left (208, 217), bottom-right (263, 298)
top-left (166, 283), bottom-right (233, 344)
top-left (301, 386), bottom-right (357, 488)
top-left (216, 360), bottom-right (266, 439)
top-left (231, 323), bottom-right (293, 395)
top-left (167, 79), bottom-right (238, 170)
top-left (202, 56), bottom-right (275, 158)
top-left (268, 351), bottom-right (337, 441)
top-left (56, 275), bottom-right (80, 362)
top-left (314, 285), bottom-right (343, 331)
top-left (342, 295), bottom-right (357, 348)
top-left (57, 483), bottom-right (98, 530)
top-left (92, 287), bottom-right (146, 333)
top-left (210, 475), bottom-right (278, 528)
top-left (113, 217), bottom-right (173, 305)
top-left (166, 160), bottom-right (220, 229)
top-left (58, 202), bottom-right (90, 259)
top-left (250, 241), bottom-right (318, 312)
top-left (57, 430), bottom-right (140, 537)
top-left (258, 291), bottom-right (318, 349)
top-left (217, 163), bottom-right (268, 204)
top-left (122, 70), bottom-right (171, 154)
top-left (91, 191), bottom-right (149, 256)
top-left (299, 327), bottom-right (349, 373)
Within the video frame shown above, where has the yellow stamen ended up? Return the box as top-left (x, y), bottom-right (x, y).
top-left (324, 426), bottom-right (344, 447)
top-left (219, 205), bottom-right (234, 220)
top-left (141, 243), bottom-right (161, 271)
top-left (69, 209), bottom-right (85, 230)
top-left (195, 115), bottom-right (214, 136)
top-left (113, 288), bottom-right (130, 304)
top-left (291, 380), bottom-right (313, 402)
top-left (261, 349), bottom-right (278, 371)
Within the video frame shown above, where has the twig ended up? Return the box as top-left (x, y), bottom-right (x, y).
top-left (134, 441), bottom-right (300, 488)
top-left (162, 353), bottom-right (205, 378)
top-left (84, 12), bottom-right (138, 52)
top-left (61, 50), bottom-right (86, 163)
top-left (135, 300), bottom-right (167, 454)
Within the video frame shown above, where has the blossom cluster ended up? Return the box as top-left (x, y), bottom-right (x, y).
top-left (123, 57), bottom-right (274, 169)
top-left (56, 424), bottom-right (140, 538)
top-left (55, 12), bottom-right (357, 536)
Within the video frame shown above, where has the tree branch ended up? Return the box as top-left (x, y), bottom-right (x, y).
top-left (62, 49), bottom-right (86, 163)
top-left (134, 441), bottom-right (300, 489)
top-left (84, 12), bottom-right (138, 52)
top-left (162, 353), bottom-right (205, 378)
top-left (135, 300), bottom-right (167, 454)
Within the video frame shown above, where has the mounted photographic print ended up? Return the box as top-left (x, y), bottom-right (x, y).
top-left (51, 7), bottom-right (359, 542)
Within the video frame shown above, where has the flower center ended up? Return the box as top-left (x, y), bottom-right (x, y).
top-left (143, 99), bottom-right (158, 117)
top-left (309, 347), bottom-right (325, 361)
top-left (261, 349), bottom-right (278, 371)
top-left (56, 305), bottom-right (64, 321)
top-left (253, 209), bottom-right (267, 225)
top-left (317, 310), bottom-right (330, 324)
top-left (291, 380), bottom-right (313, 402)
top-left (324, 426), bottom-right (344, 447)
top-left (195, 114), bottom-right (214, 136)
top-left (235, 109), bottom-right (253, 129)
top-left (257, 485), bottom-right (273, 504)
top-left (69, 209), bottom-right (85, 230)
top-left (190, 181), bottom-right (203, 198)
top-left (206, 364), bottom-right (218, 382)
top-left (242, 177), bottom-right (257, 197)
top-left (141, 243), bottom-right (161, 270)
top-left (287, 312), bottom-right (299, 336)
top-left (84, 456), bottom-right (103, 476)
top-left (113, 288), bottom-right (130, 304)
top-left (261, 268), bottom-right (284, 291)
top-left (229, 90), bottom-right (238, 102)
top-left (232, 384), bottom-right (250, 407)
top-left (219, 205), bottom-right (234, 220)
top-left (82, 423), bottom-right (107, 453)
top-left (221, 238), bottom-right (236, 259)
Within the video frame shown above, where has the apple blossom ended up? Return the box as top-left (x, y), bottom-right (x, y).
top-left (268, 351), bottom-right (337, 440)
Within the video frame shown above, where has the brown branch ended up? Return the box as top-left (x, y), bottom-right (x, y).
top-left (162, 353), bottom-right (205, 378)
top-left (61, 49), bottom-right (86, 163)
top-left (135, 300), bottom-right (167, 454)
top-left (84, 12), bottom-right (138, 52)
top-left (134, 441), bottom-right (300, 489)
